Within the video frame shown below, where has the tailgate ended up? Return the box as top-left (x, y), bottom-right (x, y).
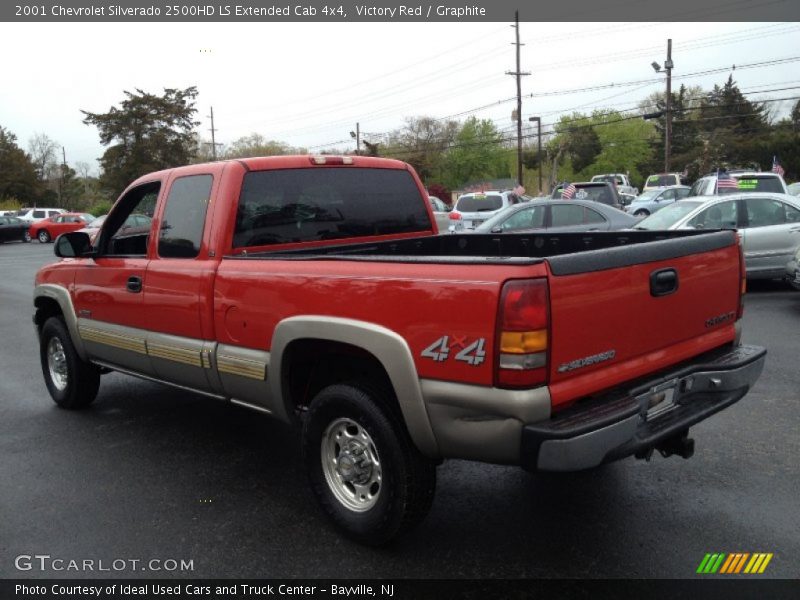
top-left (545, 231), bottom-right (741, 410)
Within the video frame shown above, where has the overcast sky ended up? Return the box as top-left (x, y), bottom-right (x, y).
top-left (1, 21), bottom-right (798, 175)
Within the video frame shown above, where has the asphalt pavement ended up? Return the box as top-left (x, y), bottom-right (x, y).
top-left (1, 240), bottom-right (798, 579)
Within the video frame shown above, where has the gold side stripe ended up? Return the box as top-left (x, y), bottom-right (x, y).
top-left (147, 343), bottom-right (203, 368)
top-left (217, 356), bottom-right (267, 381)
top-left (79, 327), bottom-right (147, 355)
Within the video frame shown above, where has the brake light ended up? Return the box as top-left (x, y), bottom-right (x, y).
top-left (495, 279), bottom-right (550, 388)
top-left (448, 211), bottom-right (462, 220)
top-left (737, 232), bottom-right (746, 319)
top-left (309, 156), bottom-right (354, 165)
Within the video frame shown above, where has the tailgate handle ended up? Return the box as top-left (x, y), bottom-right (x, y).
top-left (650, 268), bottom-right (678, 297)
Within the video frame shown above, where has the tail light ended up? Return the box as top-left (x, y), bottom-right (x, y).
top-left (448, 211), bottom-right (462, 221)
top-left (736, 232), bottom-right (746, 319)
top-left (495, 278), bottom-right (550, 388)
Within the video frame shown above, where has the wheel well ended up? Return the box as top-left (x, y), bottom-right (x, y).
top-left (281, 339), bottom-right (398, 422)
top-left (34, 297), bottom-right (63, 332)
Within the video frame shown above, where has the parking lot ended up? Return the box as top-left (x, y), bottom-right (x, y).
top-left (1, 240), bottom-right (798, 579)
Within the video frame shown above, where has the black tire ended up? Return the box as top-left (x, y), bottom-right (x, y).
top-left (23, 231), bottom-right (31, 243)
top-left (634, 210), bottom-right (649, 217)
top-left (302, 382), bottom-right (436, 545)
top-left (40, 316), bottom-right (101, 409)
top-left (37, 230), bottom-right (51, 243)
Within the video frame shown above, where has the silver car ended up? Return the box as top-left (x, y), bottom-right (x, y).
top-left (626, 186), bottom-right (691, 217)
top-left (635, 192), bottom-right (800, 280)
top-left (473, 198), bottom-right (639, 233)
top-left (449, 190), bottom-right (522, 232)
top-left (787, 243), bottom-right (800, 290)
top-left (428, 196), bottom-right (451, 233)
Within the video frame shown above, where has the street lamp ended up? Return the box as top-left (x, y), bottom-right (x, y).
top-left (528, 116), bottom-right (543, 194)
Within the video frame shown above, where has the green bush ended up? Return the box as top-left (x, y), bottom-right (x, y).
top-left (0, 197), bottom-right (22, 211)
top-left (86, 201), bottom-right (113, 217)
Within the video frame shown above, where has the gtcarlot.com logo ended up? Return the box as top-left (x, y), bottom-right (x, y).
top-left (697, 552), bottom-right (773, 574)
top-left (15, 554), bottom-right (194, 573)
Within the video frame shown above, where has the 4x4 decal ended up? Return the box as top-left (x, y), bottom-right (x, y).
top-left (421, 335), bottom-right (486, 366)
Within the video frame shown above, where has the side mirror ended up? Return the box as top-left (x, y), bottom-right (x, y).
top-left (54, 231), bottom-right (93, 258)
top-left (491, 226), bottom-right (503, 234)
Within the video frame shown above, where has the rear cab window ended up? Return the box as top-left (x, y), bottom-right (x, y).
top-left (732, 175), bottom-right (785, 194)
top-left (158, 175), bottom-right (213, 258)
top-left (456, 194), bottom-right (504, 213)
top-left (234, 167), bottom-right (430, 249)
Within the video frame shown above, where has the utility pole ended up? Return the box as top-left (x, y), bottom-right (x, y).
top-left (58, 146), bottom-right (67, 206)
top-left (208, 106), bottom-right (219, 160)
top-left (506, 10), bottom-right (529, 187)
top-left (529, 117), bottom-right (542, 194)
top-left (664, 39), bottom-right (673, 173)
top-left (350, 122), bottom-right (361, 155)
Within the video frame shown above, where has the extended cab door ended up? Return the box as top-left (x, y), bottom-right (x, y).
top-left (72, 181), bottom-right (161, 375)
top-left (142, 169), bottom-right (220, 393)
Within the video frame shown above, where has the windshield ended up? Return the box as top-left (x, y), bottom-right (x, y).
top-left (632, 190), bottom-right (660, 203)
top-left (635, 200), bottom-right (703, 229)
top-left (729, 175), bottom-right (785, 194)
top-left (646, 174), bottom-right (677, 187)
top-left (455, 194), bottom-right (503, 212)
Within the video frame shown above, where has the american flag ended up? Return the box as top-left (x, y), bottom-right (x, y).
top-left (716, 170), bottom-right (739, 192)
top-left (771, 156), bottom-right (785, 177)
top-left (561, 183), bottom-right (577, 199)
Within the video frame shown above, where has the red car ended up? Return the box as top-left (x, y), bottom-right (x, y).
top-left (29, 212), bottom-right (96, 243)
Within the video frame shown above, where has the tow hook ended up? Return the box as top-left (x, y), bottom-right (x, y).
top-left (656, 431), bottom-right (695, 459)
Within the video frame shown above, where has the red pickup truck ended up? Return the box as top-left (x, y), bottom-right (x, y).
top-left (34, 156), bottom-right (766, 544)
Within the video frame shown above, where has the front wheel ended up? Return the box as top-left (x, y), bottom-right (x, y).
top-left (40, 317), bottom-right (101, 409)
top-left (634, 210), bottom-right (649, 217)
top-left (302, 382), bottom-right (436, 545)
top-left (37, 230), bottom-right (51, 243)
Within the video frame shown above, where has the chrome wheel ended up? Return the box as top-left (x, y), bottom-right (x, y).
top-left (23, 231), bottom-right (31, 242)
top-left (321, 417), bottom-right (382, 512)
top-left (47, 337), bottom-right (68, 392)
top-left (38, 230), bottom-right (50, 243)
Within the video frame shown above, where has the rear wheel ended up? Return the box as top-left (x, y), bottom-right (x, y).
top-left (40, 317), bottom-right (101, 409)
top-left (302, 382), bottom-right (436, 545)
top-left (37, 230), bottom-right (51, 243)
top-left (23, 231), bottom-right (31, 243)
top-left (634, 209), bottom-right (649, 217)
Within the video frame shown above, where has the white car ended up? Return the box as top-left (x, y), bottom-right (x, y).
top-left (643, 172), bottom-right (687, 192)
top-left (428, 196), bottom-right (451, 233)
top-left (16, 207), bottom-right (66, 223)
top-left (688, 171), bottom-right (788, 196)
top-left (635, 192), bottom-right (800, 280)
top-left (448, 190), bottom-right (523, 232)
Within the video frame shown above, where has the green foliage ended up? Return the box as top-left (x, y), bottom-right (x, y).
top-left (0, 126), bottom-right (40, 203)
top-left (383, 116), bottom-right (459, 182)
top-left (439, 117), bottom-right (508, 189)
top-left (224, 134), bottom-right (305, 159)
top-left (86, 200), bottom-right (113, 217)
top-left (82, 87), bottom-right (200, 197)
top-left (0, 197), bottom-right (23, 211)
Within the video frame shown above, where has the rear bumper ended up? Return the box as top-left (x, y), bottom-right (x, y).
top-left (520, 344), bottom-right (766, 472)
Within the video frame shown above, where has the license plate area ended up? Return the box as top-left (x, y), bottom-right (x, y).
top-left (637, 378), bottom-right (679, 421)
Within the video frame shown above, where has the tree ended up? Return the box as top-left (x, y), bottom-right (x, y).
top-left (82, 87), bottom-right (200, 196)
top-left (383, 116), bottom-right (459, 182)
top-left (223, 133), bottom-right (304, 158)
top-left (28, 133), bottom-right (59, 182)
top-left (440, 117), bottom-right (507, 189)
top-left (0, 126), bottom-right (40, 203)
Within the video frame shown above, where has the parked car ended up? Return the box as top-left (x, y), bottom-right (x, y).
top-left (473, 198), bottom-right (639, 233)
top-left (635, 192), bottom-right (800, 280)
top-left (626, 186), bottom-right (691, 217)
top-left (448, 190), bottom-right (522, 231)
top-left (786, 244), bottom-right (800, 290)
top-left (688, 171), bottom-right (788, 197)
top-left (643, 173), bottom-right (687, 191)
top-left (550, 181), bottom-right (624, 211)
top-left (787, 182), bottom-right (800, 197)
top-left (428, 196), bottom-right (451, 233)
top-left (77, 213), bottom-right (152, 244)
top-left (590, 173), bottom-right (638, 196)
top-left (16, 207), bottom-right (66, 223)
top-left (29, 212), bottom-right (95, 243)
top-left (0, 215), bottom-right (32, 243)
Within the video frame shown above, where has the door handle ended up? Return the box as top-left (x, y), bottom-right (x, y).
top-left (127, 276), bottom-right (143, 293)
